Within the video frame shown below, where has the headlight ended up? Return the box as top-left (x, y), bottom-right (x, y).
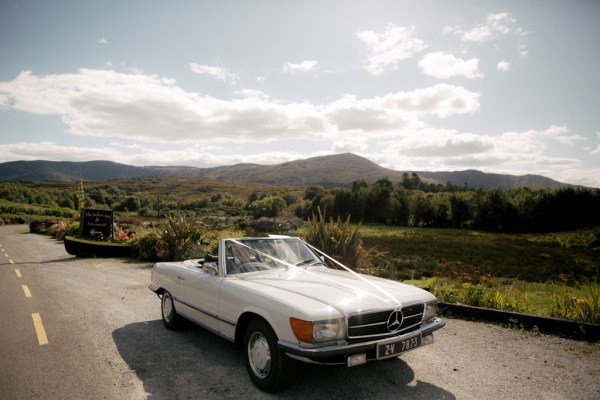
top-left (290, 317), bottom-right (344, 343)
top-left (423, 301), bottom-right (438, 321)
top-left (313, 320), bottom-right (340, 341)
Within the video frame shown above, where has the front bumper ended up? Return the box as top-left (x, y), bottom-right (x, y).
top-left (278, 317), bottom-right (445, 364)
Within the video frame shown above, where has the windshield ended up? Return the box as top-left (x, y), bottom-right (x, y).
top-left (224, 237), bottom-right (325, 275)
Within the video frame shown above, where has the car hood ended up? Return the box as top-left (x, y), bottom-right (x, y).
top-left (232, 267), bottom-right (434, 316)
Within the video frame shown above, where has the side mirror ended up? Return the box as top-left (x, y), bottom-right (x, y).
top-left (202, 262), bottom-right (218, 275)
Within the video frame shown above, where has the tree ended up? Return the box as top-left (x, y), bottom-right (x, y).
top-left (351, 179), bottom-right (368, 193)
top-left (248, 195), bottom-right (286, 218)
top-left (117, 196), bottom-right (140, 212)
top-left (450, 194), bottom-right (470, 228)
top-left (474, 188), bottom-right (519, 231)
top-left (411, 192), bottom-right (435, 227)
top-left (390, 188), bottom-right (410, 226)
top-left (331, 189), bottom-right (353, 220)
top-left (401, 172), bottom-right (421, 190)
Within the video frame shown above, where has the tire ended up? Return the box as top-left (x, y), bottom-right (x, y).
top-left (161, 290), bottom-right (181, 330)
top-left (243, 318), bottom-right (291, 392)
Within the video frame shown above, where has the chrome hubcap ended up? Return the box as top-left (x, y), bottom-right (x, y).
top-left (162, 294), bottom-right (173, 322)
top-left (248, 332), bottom-right (271, 379)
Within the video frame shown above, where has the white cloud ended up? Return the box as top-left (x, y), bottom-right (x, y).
top-left (497, 60), bottom-right (510, 71)
top-left (0, 69), bottom-right (326, 142)
top-left (541, 125), bottom-right (585, 144)
top-left (388, 129), bottom-right (494, 158)
top-left (355, 23), bottom-right (427, 75)
top-left (189, 63), bottom-right (239, 85)
top-left (418, 52), bottom-right (483, 79)
top-left (331, 141), bottom-right (369, 154)
top-left (445, 13), bottom-right (528, 58)
top-left (518, 43), bottom-right (529, 58)
top-left (557, 168), bottom-right (600, 188)
top-left (373, 124), bottom-right (591, 184)
top-left (0, 70), bottom-right (480, 145)
top-left (0, 141), bottom-right (121, 162)
top-left (283, 60), bottom-right (318, 74)
top-left (324, 84), bottom-right (480, 135)
top-left (121, 148), bottom-right (316, 168)
top-left (383, 84), bottom-right (481, 118)
top-left (458, 13), bottom-right (518, 44)
top-left (97, 37), bottom-right (107, 44)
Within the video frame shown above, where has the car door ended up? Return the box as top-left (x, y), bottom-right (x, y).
top-left (176, 261), bottom-right (222, 332)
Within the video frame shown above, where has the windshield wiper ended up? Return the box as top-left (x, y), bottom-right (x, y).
top-left (295, 258), bottom-right (318, 266)
top-left (295, 259), bottom-right (325, 267)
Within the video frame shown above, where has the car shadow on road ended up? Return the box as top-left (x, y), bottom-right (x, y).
top-left (113, 320), bottom-right (455, 399)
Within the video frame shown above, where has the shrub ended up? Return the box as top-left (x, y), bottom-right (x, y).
top-left (29, 217), bottom-right (59, 234)
top-left (47, 220), bottom-right (70, 240)
top-left (131, 229), bottom-right (161, 261)
top-left (302, 207), bottom-right (385, 273)
top-left (157, 212), bottom-right (206, 261)
top-left (248, 216), bottom-right (302, 233)
top-left (117, 215), bottom-right (143, 226)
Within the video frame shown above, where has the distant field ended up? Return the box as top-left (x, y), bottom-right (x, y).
top-left (356, 225), bottom-right (600, 283)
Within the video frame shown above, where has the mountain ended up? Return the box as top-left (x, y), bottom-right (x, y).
top-left (180, 153), bottom-right (410, 186)
top-left (415, 169), bottom-right (572, 191)
top-left (0, 154), bottom-right (575, 190)
top-left (0, 160), bottom-right (168, 181)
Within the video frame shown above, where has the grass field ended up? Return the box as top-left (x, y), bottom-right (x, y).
top-left (358, 225), bottom-right (600, 283)
top-left (352, 225), bottom-right (600, 323)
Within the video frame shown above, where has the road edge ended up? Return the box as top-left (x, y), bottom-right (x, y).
top-left (438, 301), bottom-right (600, 341)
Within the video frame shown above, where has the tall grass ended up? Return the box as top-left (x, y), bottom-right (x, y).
top-left (550, 287), bottom-right (600, 324)
top-left (410, 275), bottom-right (599, 324)
top-left (428, 277), bottom-right (529, 313)
top-left (158, 212), bottom-right (206, 261)
top-left (301, 208), bottom-right (385, 272)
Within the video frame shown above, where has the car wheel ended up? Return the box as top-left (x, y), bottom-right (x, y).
top-left (243, 318), bottom-right (291, 392)
top-left (161, 290), bottom-right (180, 330)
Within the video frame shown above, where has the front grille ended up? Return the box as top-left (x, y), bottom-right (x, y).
top-left (347, 303), bottom-right (424, 340)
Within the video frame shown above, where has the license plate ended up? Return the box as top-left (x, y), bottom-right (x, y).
top-left (377, 333), bottom-right (422, 359)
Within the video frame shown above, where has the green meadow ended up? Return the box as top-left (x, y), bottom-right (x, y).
top-left (356, 226), bottom-right (599, 323)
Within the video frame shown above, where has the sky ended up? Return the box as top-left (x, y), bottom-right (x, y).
top-left (0, 0), bottom-right (599, 187)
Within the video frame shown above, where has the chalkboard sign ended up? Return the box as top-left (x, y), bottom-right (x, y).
top-left (79, 208), bottom-right (113, 239)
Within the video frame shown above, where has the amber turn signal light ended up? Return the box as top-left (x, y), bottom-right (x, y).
top-left (290, 317), bottom-right (313, 343)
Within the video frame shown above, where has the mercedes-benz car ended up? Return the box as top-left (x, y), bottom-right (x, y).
top-left (149, 236), bottom-right (444, 392)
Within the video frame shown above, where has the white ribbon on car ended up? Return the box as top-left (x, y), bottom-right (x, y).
top-left (227, 237), bottom-right (400, 306)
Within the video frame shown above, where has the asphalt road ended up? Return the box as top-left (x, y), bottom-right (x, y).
top-left (0, 224), bottom-right (598, 400)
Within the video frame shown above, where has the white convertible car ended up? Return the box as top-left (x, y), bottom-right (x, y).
top-left (149, 236), bottom-right (445, 392)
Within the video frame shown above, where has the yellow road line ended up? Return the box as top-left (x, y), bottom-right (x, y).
top-left (15, 269), bottom-right (22, 277)
top-left (22, 285), bottom-right (32, 298)
top-left (9, 259), bottom-right (14, 264)
top-left (31, 313), bottom-right (49, 346)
